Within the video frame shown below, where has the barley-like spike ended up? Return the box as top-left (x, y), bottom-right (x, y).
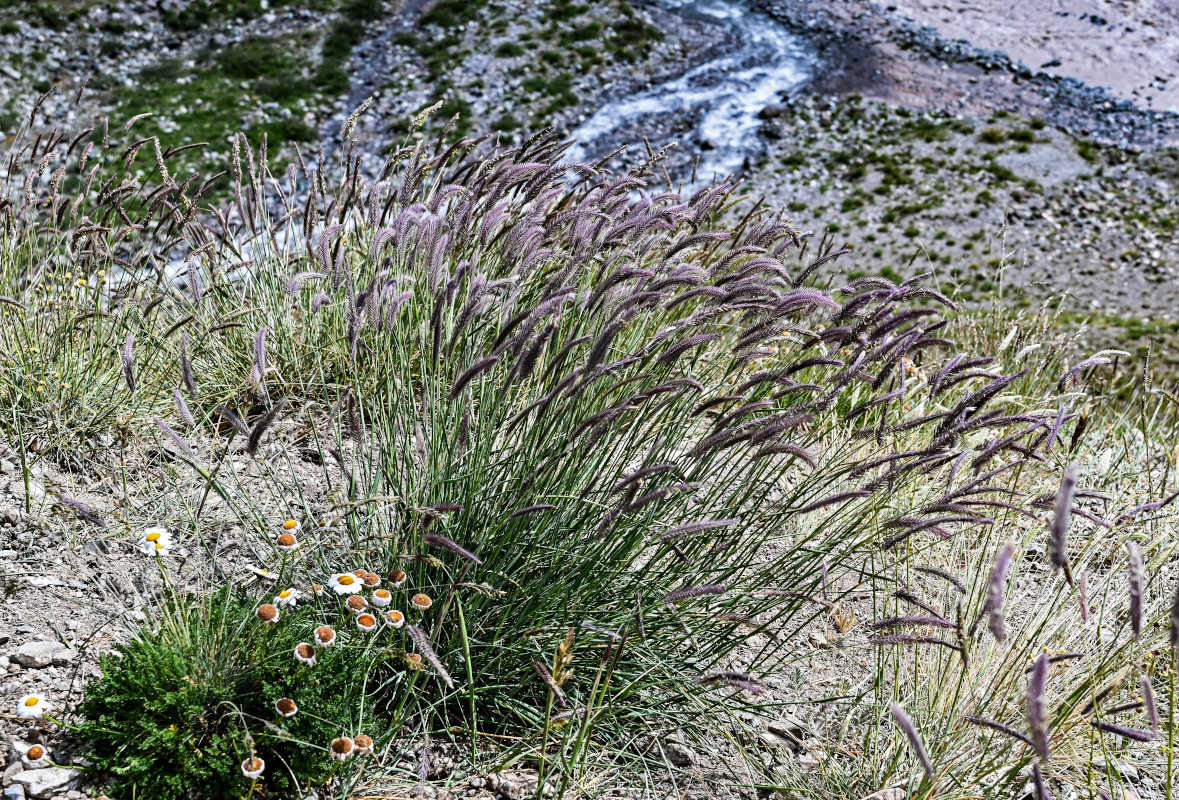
top-left (1049, 466), bottom-right (1078, 582)
top-left (121, 334), bottom-right (136, 393)
top-left (1140, 676), bottom-right (1160, 736)
top-left (422, 533), bottom-right (483, 565)
top-left (663, 584), bottom-right (726, 604)
top-left (247, 398), bottom-right (286, 455)
top-left (987, 544), bottom-right (1015, 643)
top-left (407, 625), bottom-right (455, 688)
top-left (450, 356), bottom-right (500, 399)
top-left (1126, 541), bottom-right (1144, 639)
top-left (1027, 652), bottom-right (1050, 763)
top-left (697, 671), bottom-right (766, 694)
top-left (180, 333), bottom-right (199, 399)
top-left (1031, 762), bottom-right (1054, 800)
top-left (889, 703), bottom-right (935, 783)
top-left (961, 714), bottom-right (1034, 747)
top-left (660, 519), bottom-right (740, 543)
top-left (173, 389), bottom-right (196, 429)
top-left (1091, 720), bottom-right (1157, 742)
top-left (253, 327), bottom-right (266, 380)
top-left (153, 417), bottom-right (197, 459)
top-left (532, 661), bottom-right (567, 707)
top-left (509, 504), bottom-right (556, 518)
top-left (1171, 578), bottom-right (1179, 651)
top-left (914, 565), bottom-right (967, 594)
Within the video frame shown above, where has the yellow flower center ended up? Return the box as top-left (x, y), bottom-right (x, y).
top-left (375, 590), bottom-right (389, 598)
top-left (145, 532), bottom-right (160, 542)
top-left (24, 697), bottom-right (38, 706)
top-left (283, 520), bottom-right (297, 530)
top-left (338, 575), bottom-right (355, 585)
top-left (279, 590), bottom-right (292, 598)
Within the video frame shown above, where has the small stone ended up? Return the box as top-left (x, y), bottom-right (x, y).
top-left (807, 629), bottom-right (828, 648)
top-left (4, 783), bottom-right (27, 800)
top-left (14, 642), bottom-right (75, 669)
top-left (11, 767), bottom-right (79, 799)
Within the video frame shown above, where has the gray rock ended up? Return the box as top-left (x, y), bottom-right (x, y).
top-left (4, 783), bottom-right (27, 800)
top-left (3, 761), bottom-right (24, 786)
top-left (14, 641), bottom-right (75, 669)
top-left (11, 768), bottom-right (78, 799)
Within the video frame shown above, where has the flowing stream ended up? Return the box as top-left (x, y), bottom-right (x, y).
top-left (567, 0), bottom-right (817, 187)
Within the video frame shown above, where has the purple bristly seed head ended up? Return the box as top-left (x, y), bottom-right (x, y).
top-left (1171, 578), bottom-right (1179, 651)
top-left (1142, 676), bottom-right (1160, 736)
top-left (422, 533), bottom-right (483, 565)
top-left (961, 714), bottom-right (1033, 747)
top-left (987, 544), bottom-right (1015, 643)
top-left (312, 292), bottom-right (331, 313)
top-left (253, 327), bottom-right (266, 378)
top-left (870, 616), bottom-right (956, 630)
top-left (1079, 570), bottom-right (1089, 623)
top-left (181, 333), bottom-right (199, 399)
top-left (889, 702), bottom-right (935, 783)
top-left (696, 671), bottom-right (767, 694)
top-left (662, 584), bottom-right (726, 604)
top-left (659, 519), bottom-right (740, 543)
top-left (406, 625), bottom-right (454, 689)
top-left (174, 389), bottom-right (196, 428)
top-left (532, 661), bottom-right (567, 707)
top-left (121, 334), bottom-right (136, 393)
top-left (1091, 720), bottom-right (1158, 742)
top-left (1027, 652), bottom-right (1050, 763)
top-left (1126, 541), bottom-right (1143, 639)
top-left (1031, 762), bottom-right (1054, 800)
top-left (1049, 466), bottom-right (1078, 575)
top-left (153, 417), bottom-right (196, 459)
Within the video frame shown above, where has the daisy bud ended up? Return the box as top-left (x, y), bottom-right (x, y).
top-left (354, 733), bottom-right (374, 756)
top-left (383, 609), bottom-right (406, 629)
top-left (314, 625), bottom-right (336, 647)
top-left (275, 698), bottom-right (298, 718)
top-left (294, 643), bottom-right (317, 666)
top-left (346, 595), bottom-right (369, 614)
top-left (371, 589), bottom-right (392, 608)
top-left (256, 604), bottom-right (280, 624)
top-left (411, 593), bottom-right (433, 611)
top-left (356, 613), bottom-right (378, 632)
top-left (241, 756), bottom-right (265, 779)
top-left (329, 736), bottom-right (354, 762)
top-left (388, 569), bottom-right (407, 588)
top-left (276, 532), bottom-right (299, 552)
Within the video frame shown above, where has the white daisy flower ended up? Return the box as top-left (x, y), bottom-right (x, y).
top-left (275, 698), bottom-right (298, 718)
top-left (383, 609), bottom-right (406, 629)
top-left (356, 613), bottom-right (377, 633)
top-left (294, 642), bottom-right (318, 666)
top-left (17, 694), bottom-right (50, 718)
top-left (371, 589), bottom-right (392, 608)
top-left (273, 588), bottom-right (299, 608)
top-left (241, 756), bottom-right (265, 779)
top-left (387, 569), bottom-right (407, 588)
top-left (138, 527), bottom-right (172, 556)
top-left (281, 519), bottom-right (301, 533)
top-left (353, 734), bottom-right (374, 756)
top-left (276, 532), bottom-right (299, 552)
top-left (327, 572), bottom-right (362, 595)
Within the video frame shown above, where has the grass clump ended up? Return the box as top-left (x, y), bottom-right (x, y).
top-left (4, 95), bottom-right (1178, 800)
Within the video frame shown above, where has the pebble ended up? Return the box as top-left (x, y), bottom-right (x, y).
top-left (13, 642), bottom-right (76, 669)
top-left (11, 768), bottom-right (79, 800)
